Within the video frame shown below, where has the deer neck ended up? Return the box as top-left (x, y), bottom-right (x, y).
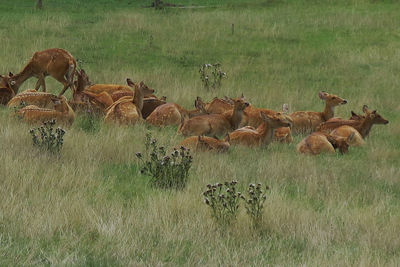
top-left (257, 122), bottom-right (275, 146)
top-left (187, 108), bottom-right (202, 118)
top-left (133, 89), bottom-right (144, 117)
top-left (13, 65), bottom-right (34, 91)
top-left (356, 117), bottom-right (374, 138)
top-left (321, 103), bottom-right (335, 121)
top-left (228, 108), bottom-right (244, 129)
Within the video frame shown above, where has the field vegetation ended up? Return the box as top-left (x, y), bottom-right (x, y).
top-left (0, 0), bottom-right (399, 265)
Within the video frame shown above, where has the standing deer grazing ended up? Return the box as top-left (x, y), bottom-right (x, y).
top-left (178, 96), bottom-right (249, 137)
top-left (227, 112), bottom-right (293, 147)
top-left (4, 48), bottom-right (76, 96)
top-left (290, 91), bottom-right (348, 134)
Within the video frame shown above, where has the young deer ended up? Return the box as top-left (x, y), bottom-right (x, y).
top-left (8, 89), bottom-right (58, 109)
top-left (104, 79), bottom-right (154, 124)
top-left (290, 91), bottom-right (348, 134)
top-left (178, 97), bottom-right (249, 137)
top-left (296, 131), bottom-right (355, 155)
top-left (145, 99), bottom-right (206, 127)
top-left (16, 95), bottom-right (75, 125)
top-left (3, 48), bottom-right (76, 96)
top-left (227, 112), bottom-right (293, 147)
top-left (319, 105), bottom-right (389, 146)
top-left (180, 135), bottom-right (230, 152)
top-left (0, 77), bottom-right (16, 105)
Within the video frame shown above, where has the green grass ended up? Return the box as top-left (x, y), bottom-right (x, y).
top-left (0, 0), bottom-right (399, 265)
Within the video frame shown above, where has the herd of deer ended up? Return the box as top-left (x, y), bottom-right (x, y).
top-left (0, 48), bottom-right (389, 155)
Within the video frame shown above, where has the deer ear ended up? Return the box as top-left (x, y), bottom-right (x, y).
top-left (347, 132), bottom-right (355, 142)
top-left (260, 112), bottom-right (272, 122)
top-left (362, 105), bottom-right (369, 113)
top-left (240, 93), bottom-right (244, 98)
top-left (351, 111), bottom-right (357, 116)
top-left (318, 91), bottom-right (327, 100)
top-left (225, 133), bottom-right (230, 142)
top-left (126, 78), bottom-right (135, 87)
top-left (9, 72), bottom-right (14, 77)
top-left (372, 110), bottom-right (377, 114)
top-left (140, 81), bottom-right (145, 87)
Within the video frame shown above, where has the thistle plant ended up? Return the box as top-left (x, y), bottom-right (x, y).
top-left (243, 183), bottom-right (269, 227)
top-left (136, 133), bottom-right (193, 190)
top-left (29, 119), bottom-right (66, 154)
top-left (203, 180), bottom-right (241, 226)
top-left (199, 63), bottom-right (226, 90)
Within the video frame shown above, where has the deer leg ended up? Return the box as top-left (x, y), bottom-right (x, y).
top-left (58, 81), bottom-right (70, 97)
top-left (35, 74), bottom-right (45, 91)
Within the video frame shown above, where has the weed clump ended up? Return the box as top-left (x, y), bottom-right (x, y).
top-left (136, 133), bottom-right (192, 190)
top-left (199, 63), bottom-right (226, 90)
top-left (29, 119), bottom-right (65, 154)
top-left (243, 183), bottom-right (269, 227)
top-left (203, 181), bottom-right (241, 226)
top-left (74, 109), bottom-right (101, 133)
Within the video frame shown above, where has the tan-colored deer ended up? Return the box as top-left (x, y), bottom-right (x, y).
top-left (290, 91), bottom-right (348, 134)
top-left (145, 99), bottom-right (206, 127)
top-left (227, 112), bottom-right (293, 147)
top-left (180, 135), bottom-right (230, 152)
top-left (104, 79), bottom-right (154, 124)
top-left (197, 96), bottom-right (293, 143)
top-left (178, 96), bottom-right (249, 137)
top-left (8, 89), bottom-right (58, 109)
top-left (318, 105), bottom-right (389, 146)
top-left (4, 48), bottom-right (76, 96)
top-left (16, 95), bottom-right (75, 125)
top-left (0, 76), bottom-right (15, 105)
top-left (296, 131), bottom-right (355, 155)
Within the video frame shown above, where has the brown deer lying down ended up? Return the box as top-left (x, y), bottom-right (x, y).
top-left (0, 77), bottom-right (15, 105)
top-left (146, 99), bottom-right (206, 127)
top-left (197, 96), bottom-right (293, 143)
top-left (104, 79), bottom-right (154, 124)
top-left (178, 96), bottom-right (249, 137)
top-left (227, 112), bottom-right (292, 147)
top-left (16, 96), bottom-right (75, 125)
top-left (141, 96), bottom-right (167, 119)
top-left (296, 131), bottom-right (355, 155)
top-left (318, 105), bottom-right (389, 146)
top-left (180, 135), bottom-right (230, 152)
top-left (290, 91), bottom-right (348, 134)
top-left (3, 48), bottom-right (76, 96)
top-left (8, 89), bottom-right (58, 109)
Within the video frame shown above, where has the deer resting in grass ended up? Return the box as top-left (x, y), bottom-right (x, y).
top-left (296, 131), bottom-right (355, 155)
top-left (227, 112), bottom-right (293, 147)
top-left (3, 48), bottom-right (76, 96)
top-left (146, 99), bottom-right (206, 127)
top-left (290, 91), bottom-right (348, 134)
top-left (16, 95), bottom-right (75, 125)
top-left (178, 96), bottom-right (249, 137)
top-left (104, 78), bottom-right (154, 124)
top-left (8, 89), bottom-right (58, 109)
top-left (0, 77), bottom-right (15, 105)
top-left (318, 105), bottom-right (389, 146)
top-left (180, 135), bottom-right (230, 152)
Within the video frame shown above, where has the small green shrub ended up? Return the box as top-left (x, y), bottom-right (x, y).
top-left (243, 183), bottom-right (269, 227)
top-left (136, 133), bottom-right (193, 190)
top-left (29, 119), bottom-right (66, 154)
top-left (74, 109), bottom-right (101, 133)
top-left (203, 181), bottom-right (241, 226)
top-left (199, 63), bottom-right (227, 90)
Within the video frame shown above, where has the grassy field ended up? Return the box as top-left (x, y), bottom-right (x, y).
top-left (0, 0), bottom-right (399, 265)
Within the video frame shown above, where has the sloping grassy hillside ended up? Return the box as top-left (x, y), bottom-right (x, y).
top-left (0, 0), bottom-right (399, 265)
